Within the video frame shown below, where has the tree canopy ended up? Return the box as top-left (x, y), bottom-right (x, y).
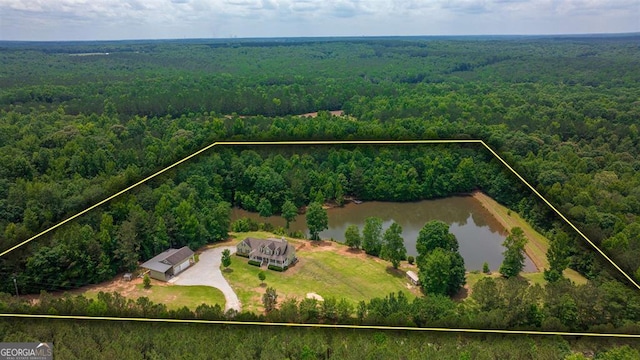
top-left (305, 202), bottom-right (328, 241)
top-left (381, 222), bottom-right (406, 269)
top-left (362, 217), bottom-right (383, 256)
top-left (500, 227), bottom-right (528, 278)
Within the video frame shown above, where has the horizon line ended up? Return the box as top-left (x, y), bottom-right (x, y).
top-left (2, 31), bottom-right (639, 43)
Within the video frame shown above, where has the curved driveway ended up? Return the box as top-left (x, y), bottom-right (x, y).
top-left (171, 246), bottom-right (241, 312)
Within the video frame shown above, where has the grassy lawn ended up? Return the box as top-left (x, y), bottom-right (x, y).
top-left (85, 283), bottom-right (226, 310)
top-left (223, 234), bottom-right (419, 313)
top-left (563, 269), bottom-right (589, 285)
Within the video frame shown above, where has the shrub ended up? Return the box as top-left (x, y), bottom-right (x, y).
top-left (289, 230), bottom-right (305, 239)
top-left (233, 217), bottom-right (260, 232)
top-left (143, 274), bottom-right (151, 288)
top-left (231, 218), bottom-right (250, 232)
top-left (407, 256), bottom-right (415, 265)
top-left (482, 262), bottom-right (490, 274)
top-left (268, 265), bottom-right (288, 272)
top-left (248, 260), bottom-right (261, 266)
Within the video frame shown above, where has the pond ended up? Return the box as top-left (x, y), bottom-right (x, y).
top-left (231, 196), bottom-right (537, 272)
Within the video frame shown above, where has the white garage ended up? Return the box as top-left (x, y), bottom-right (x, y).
top-left (141, 246), bottom-right (195, 281)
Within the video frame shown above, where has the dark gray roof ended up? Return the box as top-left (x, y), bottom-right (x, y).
top-left (240, 237), bottom-right (294, 262)
top-left (163, 246), bottom-right (194, 265)
top-left (141, 246), bottom-right (193, 273)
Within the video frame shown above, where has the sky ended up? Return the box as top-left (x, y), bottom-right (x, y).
top-left (0, 0), bottom-right (638, 41)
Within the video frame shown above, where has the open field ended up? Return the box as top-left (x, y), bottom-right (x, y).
top-left (224, 232), bottom-right (421, 313)
top-left (83, 278), bottom-right (226, 310)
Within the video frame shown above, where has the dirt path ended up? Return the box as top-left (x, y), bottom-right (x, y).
top-left (472, 191), bottom-right (549, 271)
top-left (299, 110), bottom-right (344, 118)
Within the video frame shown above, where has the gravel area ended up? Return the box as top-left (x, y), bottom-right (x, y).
top-left (170, 246), bottom-right (241, 312)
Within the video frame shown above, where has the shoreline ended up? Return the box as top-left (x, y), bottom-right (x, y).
top-left (471, 191), bottom-right (549, 272)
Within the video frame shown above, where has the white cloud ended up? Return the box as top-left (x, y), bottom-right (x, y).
top-left (0, 0), bottom-right (638, 40)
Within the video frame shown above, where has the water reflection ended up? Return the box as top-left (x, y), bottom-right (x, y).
top-left (231, 196), bottom-right (537, 272)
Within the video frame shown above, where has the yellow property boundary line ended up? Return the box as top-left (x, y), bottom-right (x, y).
top-left (1, 313), bottom-right (640, 338)
top-left (1, 139), bottom-right (638, 337)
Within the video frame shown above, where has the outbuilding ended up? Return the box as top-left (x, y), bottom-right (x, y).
top-left (406, 270), bottom-right (420, 286)
top-left (141, 246), bottom-right (195, 281)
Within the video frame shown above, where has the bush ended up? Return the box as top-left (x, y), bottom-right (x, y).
top-left (407, 256), bottom-right (415, 265)
top-left (231, 218), bottom-right (250, 232)
top-left (482, 262), bottom-right (490, 274)
top-left (248, 260), bottom-right (261, 266)
top-left (268, 265), bottom-right (288, 272)
top-left (143, 274), bottom-right (151, 288)
top-left (289, 230), bottom-right (305, 239)
top-left (273, 226), bottom-right (287, 236)
top-left (232, 217), bottom-right (260, 232)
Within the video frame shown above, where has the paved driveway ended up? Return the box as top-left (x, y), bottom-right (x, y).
top-left (170, 246), bottom-right (241, 312)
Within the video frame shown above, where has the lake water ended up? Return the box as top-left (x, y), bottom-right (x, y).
top-left (231, 196), bottom-right (537, 272)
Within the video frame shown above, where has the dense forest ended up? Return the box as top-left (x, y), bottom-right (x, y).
top-left (1, 317), bottom-right (638, 359)
top-left (1, 35), bottom-right (640, 356)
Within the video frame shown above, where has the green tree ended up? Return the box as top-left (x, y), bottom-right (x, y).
top-left (544, 230), bottom-right (571, 283)
top-left (258, 271), bottom-right (266, 285)
top-left (471, 277), bottom-right (501, 312)
top-left (306, 202), bottom-right (328, 240)
top-left (415, 221), bottom-right (466, 296)
top-left (596, 346), bottom-right (640, 360)
top-left (344, 224), bottom-right (361, 249)
top-left (175, 199), bottom-right (202, 249)
top-left (362, 217), bottom-right (383, 256)
top-left (447, 251), bottom-right (466, 296)
top-left (143, 274), bottom-right (151, 289)
top-left (221, 249), bottom-right (231, 270)
top-left (381, 222), bottom-right (406, 269)
top-left (335, 182), bottom-right (345, 207)
top-left (416, 220), bottom-right (458, 258)
top-left (281, 199), bottom-right (298, 229)
top-left (262, 287), bottom-right (278, 313)
top-left (483, 262), bottom-right (490, 274)
top-left (419, 248), bottom-right (452, 296)
top-left (114, 220), bottom-right (140, 272)
top-left (500, 227), bottom-right (528, 278)
top-left (257, 198), bottom-right (273, 218)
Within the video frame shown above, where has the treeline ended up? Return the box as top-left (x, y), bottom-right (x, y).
top-left (2, 318), bottom-right (638, 360)
top-left (2, 144), bottom-right (534, 294)
top-left (2, 275), bottom-right (639, 334)
top-left (1, 37), bottom-right (640, 293)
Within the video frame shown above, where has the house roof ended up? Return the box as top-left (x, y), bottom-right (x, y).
top-left (239, 237), bottom-right (294, 262)
top-left (141, 246), bottom-right (194, 273)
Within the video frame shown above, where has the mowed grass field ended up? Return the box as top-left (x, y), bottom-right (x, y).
top-left (84, 282), bottom-right (226, 310)
top-left (224, 232), bottom-right (420, 313)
